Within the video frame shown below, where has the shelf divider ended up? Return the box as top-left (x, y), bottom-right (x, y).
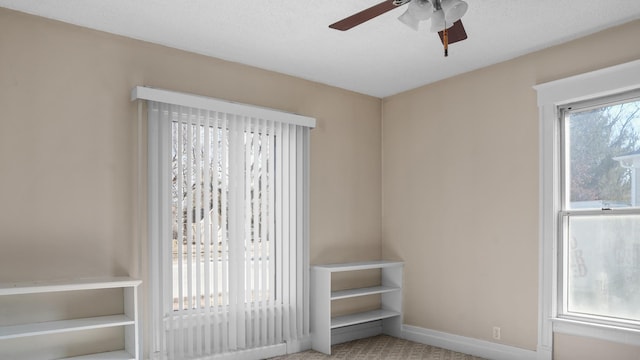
top-left (0, 277), bottom-right (141, 296)
top-left (0, 315), bottom-right (134, 340)
top-left (331, 285), bottom-right (400, 300)
top-left (61, 350), bottom-right (134, 360)
top-left (313, 260), bottom-right (403, 273)
top-left (330, 309), bottom-right (400, 329)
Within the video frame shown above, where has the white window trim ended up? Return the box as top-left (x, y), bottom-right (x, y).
top-left (534, 59), bottom-right (640, 358)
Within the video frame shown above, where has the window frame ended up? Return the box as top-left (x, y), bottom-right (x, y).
top-left (558, 93), bottom-right (640, 329)
top-left (534, 60), bottom-right (640, 358)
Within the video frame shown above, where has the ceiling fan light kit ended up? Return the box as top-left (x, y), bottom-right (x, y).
top-left (329, 0), bottom-right (469, 57)
top-left (441, 0), bottom-right (468, 23)
top-left (429, 9), bottom-right (451, 33)
top-left (398, 0), bottom-right (433, 31)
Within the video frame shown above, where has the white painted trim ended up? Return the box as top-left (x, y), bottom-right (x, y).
top-left (401, 325), bottom-right (537, 360)
top-left (201, 344), bottom-right (287, 360)
top-left (536, 101), bottom-right (558, 360)
top-left (286, 336), bottom-right (313, 354)
top-left (533, 59), bottom-right (640, 106)
top-left (131, 86), bottom-right (316, 128)
top-left (536, 344), bottom-right (552, 360)
top-left (534, 59), bottom-right (640, 356)
top-left (149, 342), bottom-right (301, 360)
top-left (553, 319), bottom-right (640, 347)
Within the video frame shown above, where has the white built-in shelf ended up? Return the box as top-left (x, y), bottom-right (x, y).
top-left (331, 309), bottom-right (401, 329)
top-left (0, 277), bottom-right (141, 359)
top-left (0, 277), bottom-right (142, 296)
top-left (313, 260), bottom-right (403, 272)
top-left (0, 314), bottom-right (134, 340)
top-left (331, 285), bottom-right (400, 300)
top-left (311, 260), bottom-right (403, 355)
top-left (62, 350), bottom-right (134, 360)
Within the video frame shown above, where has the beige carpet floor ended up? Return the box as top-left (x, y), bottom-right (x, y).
top-left (267, 335), bottom-right (486, 360)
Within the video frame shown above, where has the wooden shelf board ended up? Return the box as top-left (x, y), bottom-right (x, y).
top-left (330, 309), bottom-right (400, 329)
top-left (61, 350), bottom-right (133, 360)
top-left (0, 314), bottom-right (134, 340)
top-left (313, 260), bottom-right (403, 273)
top-left (0, 277), bottom-right (141, 296)
top-left (331, 285), bottom-right (400, 300)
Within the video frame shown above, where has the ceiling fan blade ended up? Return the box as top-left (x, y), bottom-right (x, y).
top-left (329, 0), bottom-right (400, 31)
top-left (438, 20), bottom-right (468, 45)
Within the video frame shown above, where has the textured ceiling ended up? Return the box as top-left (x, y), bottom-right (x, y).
top-left (1, 0), bottom-right (639, 98)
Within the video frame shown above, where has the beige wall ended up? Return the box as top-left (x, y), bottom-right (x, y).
top-left (0, 7), bottom-right (381, 357)
top-left (382, 19), bottom-right (640, 358)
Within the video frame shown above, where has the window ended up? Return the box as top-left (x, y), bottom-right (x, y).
top-left (171, 115), bottom-right (275, 311)
top-left (559, 93), bottom-right (640, 327)
top-left (535, 60), bottom-right (640, 357)
top-left (136, 87), bottom-right (315, 360)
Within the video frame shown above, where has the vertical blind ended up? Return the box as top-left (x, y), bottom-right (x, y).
top-left (143, 89), bottom-right (313, 360)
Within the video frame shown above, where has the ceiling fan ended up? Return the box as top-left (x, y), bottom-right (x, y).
top-left (329, 0), bottom-right (469, 57)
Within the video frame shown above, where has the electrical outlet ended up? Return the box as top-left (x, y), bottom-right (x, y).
top-left (492, 326), bottom-right (501, 340)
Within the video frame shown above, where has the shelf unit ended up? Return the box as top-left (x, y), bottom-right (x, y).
top-left (311, 260), bottom-right (403, 355)
top-left (0, 277), bottom-right (141, 359)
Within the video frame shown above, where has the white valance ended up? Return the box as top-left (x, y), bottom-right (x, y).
top-left (131, 86), bottom-right (316, 129)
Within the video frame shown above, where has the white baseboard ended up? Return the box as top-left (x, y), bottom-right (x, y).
top-left (149, 338), bottom-right (312, 360)
top-left (204, 343), bottom-right (287, 360)
top-left (331, 321), bottom-right (383, 345)
top-left (401, 325), bottom-right (537, 360)
top-left (536, 344), bottom-right (552, 360)
top-left (286, 335), bottom-right (313, 354)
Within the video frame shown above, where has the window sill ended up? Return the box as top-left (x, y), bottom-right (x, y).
top-left (552, 317), bottom-right (640, 346)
